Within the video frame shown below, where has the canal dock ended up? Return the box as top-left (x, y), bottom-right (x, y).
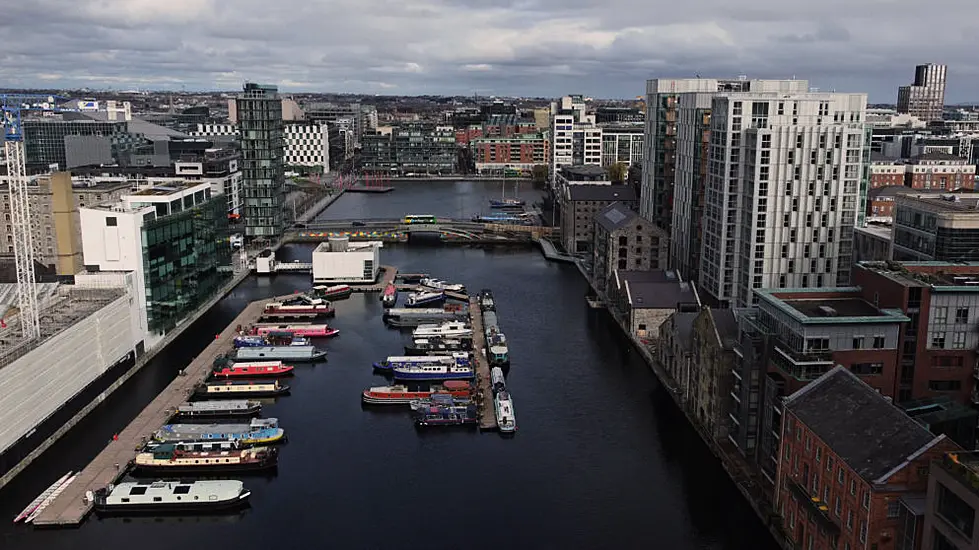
top-left (31, 297), bottom-right (279, 527)
top-left (349, 265), bottom-right (399, 293)
top-left (469, 297), bottom-right (497, 430)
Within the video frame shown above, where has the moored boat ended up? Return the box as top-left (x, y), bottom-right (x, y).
top-left (487, 333), bottom-right (510, 366)
top-left (412, 400), bottom-right (478, 427)
top-left (361, 380), bottom-right (472, 405)
top-left (373, 352), bottom-right (471, 371)
top-left (132, 445), bottom-right (278, 475)
top-left (489, 197), bottom-right (526, 208)
top-left (175, 400), bottom-right (261, 419)
top-left (404, 337), bottom-right (471, 355)
top-left (392, 364), bottom-right (475, 381)
top-left (154, 418), bottom-right (284, 446)
top-left (383, 307), bottom-right (468, 327)
top-left (412, 321), bottom-right (473, 339)
top-left (251, 323), bottom-right (339, 338)
top-left (381, 283), bottom-right (398, 308)
top-left (478, 289), bottom-right (496, 312)
top-left (409, 392), bottom-right (473, 413)
top-left (313, 284), bottom-right (353, 300)
top-left (405, 290), bottom-right (446, 308)
top-left (212, 360), bottom-right (295, 378)
top-left (262, 300), bottom-right (334, 318)
top-left (234, 345), bottom-right (326, 362)
top-left (419, 278), bottom-right (465, 292)
top-left (494, 391), bottom-right (517, 434)
top-left (491, 367), bottom-right (506, 394)
top-left (143, 439), bottom-right (242, 453)
top-left (13, 471), bottom-right (72, 523)
top-left (196, 379), bottom-right (290, 398)
top-left (90, 480), bottom-right (251, 514)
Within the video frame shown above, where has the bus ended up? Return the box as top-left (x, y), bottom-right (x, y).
top-left (404, 214), bottom-right (437, 224)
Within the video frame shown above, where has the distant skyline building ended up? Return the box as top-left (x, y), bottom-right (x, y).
top-left (897, 63), bottom-right (947, 122)
top-left (236, 82), bottom-right (286, 240)
top-left (549, 95), bottom-right (602, 181)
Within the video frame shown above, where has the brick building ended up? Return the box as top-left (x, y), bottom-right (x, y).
top-left (922, 451), bottom-right (979, 549)
top-left (690, 307), bottom-right (738, 442)
top-left (776, 366), bottom-right (959, 550)
top-left (906, 153), bottom-right (976, 191)
top-left (592, 202), bottom-right (668, 293)
top-left (470, 133), bottom-right (549, 174)
top-left (870, 154), bottom-right (908, 189)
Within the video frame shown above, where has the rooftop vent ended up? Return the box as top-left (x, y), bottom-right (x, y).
top-left (817, 306), bottom-right (838, 317)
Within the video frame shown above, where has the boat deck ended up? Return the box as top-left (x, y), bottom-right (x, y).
top-left (31, 297), bottom-right (278, 527)
top-left (469, 297), bottom-right (497, 431)
top-left (350, 265), bottom-right (399, 293)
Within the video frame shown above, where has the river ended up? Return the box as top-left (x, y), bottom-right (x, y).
top-left (0, 181), bottom-right (777, 550)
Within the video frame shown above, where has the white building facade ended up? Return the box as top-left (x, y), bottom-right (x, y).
top-left (189, 123), bottom-right (239, 137)
top-left (312, 238), bottom-right (381, 283)
top-left (550, 95), bottom-right (602, 182)
top-left (699, 92), bottom-right (868, 308)
top-left (600, 126), bottom-right (644, 168)
top-left (283, 122), bottom-right (330, 172)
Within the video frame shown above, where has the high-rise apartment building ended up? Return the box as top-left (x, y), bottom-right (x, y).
top-left (283, 121), bottom-right (330, 173)
top-left (897, 63), bottom-right (947, 122)
top-left (236, 83), bottom-right (285, 239)
top-left (699, 92), bottom-right (868, 308)
top-left (549, 95), bottom-right (602, 181)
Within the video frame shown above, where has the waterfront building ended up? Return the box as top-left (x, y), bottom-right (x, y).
top-left (600, 125), bottom-right (644, 169)
top-left (892, 193), bottom-right (979, 261)
top-left (897, 63), bottom-right (947, 122)
top-left (0, 172), bottom-right (84, 275)
top-left (689, 307), bottom-right (738, 442)
top-left (22, 118), bottom-right (137, 170)
top-left (776, 366), bottom-right (958, 550)
top-left (559, 183), bottom-right (636, 254)
top-left (304, 102), bottom-right (375, 147)
top-left (550, 95), bottom-right (602, 182)
top-left (79, 181), bottom-right (232, 335)
top-left (606, 269), bottom-right (699, 340)
top-left (591, 202), bottom-right (668, 294)
top-left (470, 132), bottom-right (549, 175)
top-left (311, 237), bottom-right (381, 284)
top-left (699, 91), bottom-right (868, 308)
top-left (360, 124), bottom-right (457, 175)
top-left (922, 451), bottom-right (979, 550)
top-left (284, 121), bottom-right (330, 173)
top-left (659, 311), bottom-right (697, 401)
top-left (236, 83), bottom-right (286, 240)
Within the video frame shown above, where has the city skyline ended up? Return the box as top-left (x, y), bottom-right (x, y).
top-left (3, 0), bottom-right (978, 102)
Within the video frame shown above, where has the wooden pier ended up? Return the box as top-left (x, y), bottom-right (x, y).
top-left (31, 298), bottom-right (277, 527)
top-left (349, 265), bottom-right (399, 293)
top-left (469, 297), bottom-right (497, 430)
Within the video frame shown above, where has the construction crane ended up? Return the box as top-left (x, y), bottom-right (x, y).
top-left (1, 94), bottom-right (73, 340)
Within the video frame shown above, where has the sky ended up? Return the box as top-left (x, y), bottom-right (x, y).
top-left (2, 0), bottom-right (977, 102)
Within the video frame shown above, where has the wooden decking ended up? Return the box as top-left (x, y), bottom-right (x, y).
top-left (469, 297), bottom-right (497, 431)
top-left (31, 298), bottom-right (276, 527)
top-left (350, 265), bottom-right (399, 293)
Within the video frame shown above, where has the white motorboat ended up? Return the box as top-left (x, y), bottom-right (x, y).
top-left (494, 391), bottom-right (517, 434)
top-left (420, 278), bottom-right (465, 292)
top-left (412, 321), bottom-right (473, 339)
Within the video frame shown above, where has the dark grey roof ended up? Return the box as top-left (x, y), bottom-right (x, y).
top-left (561, 165), bottom-right (608, 179)
top-left (913, 152), bottom-right (966, 162)
top-left (567, 184), bottom-right (636, 202)
top-left (785, 366), bottom-right (942, 482)
top-left (596, 202), bottom-right (640, 232)
top-left (709, 308), bottom-right (739, 349)
top-left (616, 270), bottom-right (680, 284)
top-left (870, 152), bottom-right (901, 163)
top-left (627, 280), bottom-right (698, 309)
top-left (670, 312), bottom-right (698, 351)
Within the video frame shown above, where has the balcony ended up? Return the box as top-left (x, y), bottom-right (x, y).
top-left (939, 452), bottom-right (979, 501)
top-left (772, 345), bottom-right (835, 381)
top-left (786, 477), bottom-right (842, 535)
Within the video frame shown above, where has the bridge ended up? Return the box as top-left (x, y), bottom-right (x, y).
top-left (287, 218), bottom-right (558, 243)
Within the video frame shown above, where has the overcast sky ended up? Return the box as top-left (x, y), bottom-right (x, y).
top-left (3, 0), bottom-right (976, 102)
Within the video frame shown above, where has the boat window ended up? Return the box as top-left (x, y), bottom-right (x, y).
top-left (153, 497), bottom-right (163, 502)
top-left (129, 487), bottom-right (148, 495)
top-left (121, 498), bottom-right (130, 503)
top-left (173, 486), bottom-right (191, 495)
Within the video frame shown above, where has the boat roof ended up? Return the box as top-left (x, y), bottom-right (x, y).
top-left (442, 380), bottom-right (471, 389)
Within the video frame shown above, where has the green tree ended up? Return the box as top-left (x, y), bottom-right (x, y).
top-left (531, 164), bottom-right (548, 183)
top-left (607, 162), bottom-right (628, 183)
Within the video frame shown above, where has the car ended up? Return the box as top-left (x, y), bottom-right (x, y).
top-left (293, 223), bottom-right (307, 228)
top-left (352, 221), bottom-right (367, 227)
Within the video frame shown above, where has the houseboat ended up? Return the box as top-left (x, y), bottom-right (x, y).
top-left (373, 352), bottom-right (471, 371)
top-left (174, 400), bottom-right (261, 419)
top-left (404, 337), bottom-right (471, 355)
top-left (392, 364), bottom-right (475, 381)
top-left (153, 418), bottom-right (284, 446)
top-left (132, 445), bottom-right (278, 475)
top-left (251, 324), bottom-right (339, 338)
top-left (405, 290), bottom-right (446, 308)
top-left (143, 439), bottom-right (242, 453)
top-left (412, 397), bottom-right (478, 427)
top-left (313, 284), bottom-right (353, 300)
top-left (361, 381), bottom-right (472, 405)
top-left (234, 331), bottom-right (311, 348)
top-left (494, 391), bottom-right (517, 434)
top-left (196, 379), bottom-right (290, 398)
top-left (408, 392), bottom-right (473, 413)
top-left (487, 333), bottom-right (510, 366)
top-left (383, 307), bottom-right (468, 327)
top-left (90, 480), bottom-right (251, 514)
top-left (381, 283), bottom-right (398, 308)
top-left (212, 360), bottom-right (295, 378)
top-left (491, 367), bottom-right (507, 394)
top-left (478, 289), bottom-right (496, 312)
top-left (419, 278), bottom-right (465, 292)
top-left (412, 321), bottom-right (473, 339)
top-left (262, 300), bottom-right (334, 318)
top-left (235, 345), bottom-right (326, 362)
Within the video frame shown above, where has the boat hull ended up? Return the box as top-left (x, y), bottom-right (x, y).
top-left (195, 386), bottom-right (290, 398)
top-left (131, 460), bottom-right (277, 476)
top-left (212, 367), bottom-right (294, 378)
top-left (234, 347), bottom-right (326, 362)
top-left (393, 371), bottom-right (474, 381)
top-left (174, 406), bottom-right (262, 419)
top-left (94, 493), bottom-right (251, 515)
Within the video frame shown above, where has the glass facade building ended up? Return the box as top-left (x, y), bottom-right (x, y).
top-left (237, 83), bottom-right (285, 239)
top-left (23, 119), bottom-right (135, 169)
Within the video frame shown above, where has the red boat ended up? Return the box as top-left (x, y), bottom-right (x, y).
top-left (213, 361), bottom-right (295, 378)
top-left (381, 283), bottom-right (397, 308)
top-left (313, 285), bottom-right (353, 300)
top-left (361, 380), bottom-right (471, 405)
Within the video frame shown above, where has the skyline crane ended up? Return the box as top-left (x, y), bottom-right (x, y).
top-left (1, 94), bottom-right (74, 340)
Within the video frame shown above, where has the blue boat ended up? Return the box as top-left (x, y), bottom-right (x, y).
top-left (393, 364), bottom-right (475, 381)
top-left (153, 418), bottom-right (285, 445)
top-left (234, 334), bottom-right (311, 348)
top-left (489, 198), bottom-right (525, 209)
top-left (373, 352), bottom-right (470, 371)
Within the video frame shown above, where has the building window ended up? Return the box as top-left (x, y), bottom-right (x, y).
top-left (815, 447), bottom-right (822, 463)
top-left (852, 337), bottom-right (864, 349)
top-left (872, 336), bottom-right (885, 349)
top-left (859, 520), bottom-right (867, 544)
top-left (851, 479), bottom-right (857, 496)
top-left (835, 497), bottom-right (842, 517)
top-left (838, 468), bottom-right (845, 485)
top-left (106, 216), bottom-right (117, 226)
top-left (936, 482), bottom-right (975, 538)
top-left (887, 501), bottom-right (900, 518)
top-left (929, 380), bottom-right (962, 392)
top-left (952, 332), bottom-right (966, 349)
top-left (932, 334), bottom-right (946, 349)
top-left (863, 490), bottom-right (870, 509)
top-left (850, 363), bottom-right (883, 376)
top-left (955, 307), bottom-right (969, 324)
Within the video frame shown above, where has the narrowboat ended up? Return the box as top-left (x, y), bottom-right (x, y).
top-left (373, 352), bottom-right (471, 371)
top-left (143, 439), bottom-right (242, 453)
top-left (234, 333), bottom-right (312, 348)
top-left (478, 289), bottom-right (496, 312)
top-left (405, 290), bottom-right (446, 308)
top-left (491, 367), bottom-right (507, 394)
top-left (212, 360), bottom-right (295, 378)
top-left (234, 345), bottom-right (326, 362)
top-left (251, 324), bottom-right (339, 338)
top-left (313, 284), bottom-right (353, 300)
top-left (419, 278), bottom-right (465, 292)
top-left (196, 379), bottom-right (290, 398)
top-left (175, 400), bottom-right (261, 419)
top-left (487, 333), bottom-right (510, 366)
top-left (383, 307), bottom-right (468, 327)
top-left (412, 321), bottom-right (473, 339)
top-left (153, 418), bottom-right (284, 445)
top-left (412, 397), bottom-right (478, 427)
top-left (132, 445), bottom-right (278, 475)
top-left (404, 337), bottom-right (471, 355)
top-left (392, 364), bottom-right (475, 381)
top-left (381, 283), bottom-right (398, 308)
top-left (90, 480), bottom-right (251, 514)
top-left (262, 300), bottom-right (334, 318)
top-left (409, 393), bottom-right (473, 413)
top-left (494, 391), bottom-right (517, 434)
top-left (361, 381), bottom-right (472, 405)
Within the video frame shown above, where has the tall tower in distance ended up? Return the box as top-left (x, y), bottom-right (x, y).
top-left (897, 63), bottom-right (946, 122)
top-left (237, 83), bottom-right (285, 241)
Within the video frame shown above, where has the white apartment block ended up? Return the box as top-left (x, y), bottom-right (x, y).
top-left (699, 92), bottom-right (868, 308)
top-left (284, 122), bottom-right (330, 172)
top-left (189, 123), bottom-right (239, 137)
top-left (550, 95), bottom-right (602, 182)
top-left (600, 126), bottom-right (644, 168)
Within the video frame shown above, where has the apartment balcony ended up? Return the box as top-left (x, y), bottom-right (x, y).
top-left (772, 345), bottom-right (835, 382)
top-left (786, 477), bottom-right (842, 536)
top-left (939, 452), bottom-right (979, 501)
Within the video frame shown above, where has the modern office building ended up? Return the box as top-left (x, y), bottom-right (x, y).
top-left (892, 193), bottom-right (979, 261)
top-left (600, 125), bottom-right (644, 168)
top-left (22, 118), bottom-right (137, 169)
top-left (699, 91), bottom-right (868, 308)
top-left (236, 83), bottom-right (285, 240)
top-left (550, 95), bottom-right (602, 181)
top-left (923, 451), bottom-right (979, 550)
top-left (311, 237), bottom-right (381, 284)
top-left (79, 182), bottom-right (232, 335)
top-left (595, 106), bottom-right (644, 124)
top-left (283, 121), bottom-right (330, 173)
top-left (305, 102), bottom-right (375, 146)
top-left (897, 63), bottom-right (947, 122)
top-left (361, 124), bottom-right (457, 174)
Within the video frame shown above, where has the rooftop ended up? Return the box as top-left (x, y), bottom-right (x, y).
top-left (786, 366), bottom-right (945, 483)
top-left (614, 270), bottom-right (700, 310)
top-left (567, 184), bottom-right (636, 202)
top-left (562, 165), bottom-right (610, 180)
top-left (596, 202), bottom-right (642, 232)
top-left (710, 308), bottom-right (739, 349)
top-left (131, 181), bottom-right (204, 196)
top-left (896, 193), bottom-right (979, 213)
top-left (911, 152), bottom-right (967, 162)
top-left (857, 261), bottom-right (979, 290)
top-left (784, 297), bottom-right (886, 318)
top-left (669, 311), bottom-right (699, 351)
top-left (758, 287), bottom-right (910, 324)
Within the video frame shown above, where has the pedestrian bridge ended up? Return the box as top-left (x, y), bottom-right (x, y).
top-left (289, 218), bottom-right (558, 242)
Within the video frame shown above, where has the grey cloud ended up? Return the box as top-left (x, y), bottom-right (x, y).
top-left (0, 0), bottom-right (975, 101)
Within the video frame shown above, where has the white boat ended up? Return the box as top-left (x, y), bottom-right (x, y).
top-left (491, 367), bottom-right (506, 394)
top-left (176, 400), bottom-right (261, 418)
top-left (412, 321), bottom-right (473, 339)
top-left (24, 474), bottom-right (78, 523)
top-left (494, 391), bottom-right (517, 434)
top-left (406, 291), bottom-right (446, 307)
top-left (13, 471), bottom-right (72, 523)
top-left (420, 278), bottom-right (465, 292)
top-left (90, 480), bottom-right (251, 513)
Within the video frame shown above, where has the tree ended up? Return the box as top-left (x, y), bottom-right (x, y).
top-left (607, 162), bottom-right (628, 183)
top-left (531, 164), bottom-right (548, 183)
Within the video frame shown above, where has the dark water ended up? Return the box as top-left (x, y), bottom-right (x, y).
top-left (0, 182), bottom-right (777, 550)
top-left (319, 179), bottom-right (544, 220)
